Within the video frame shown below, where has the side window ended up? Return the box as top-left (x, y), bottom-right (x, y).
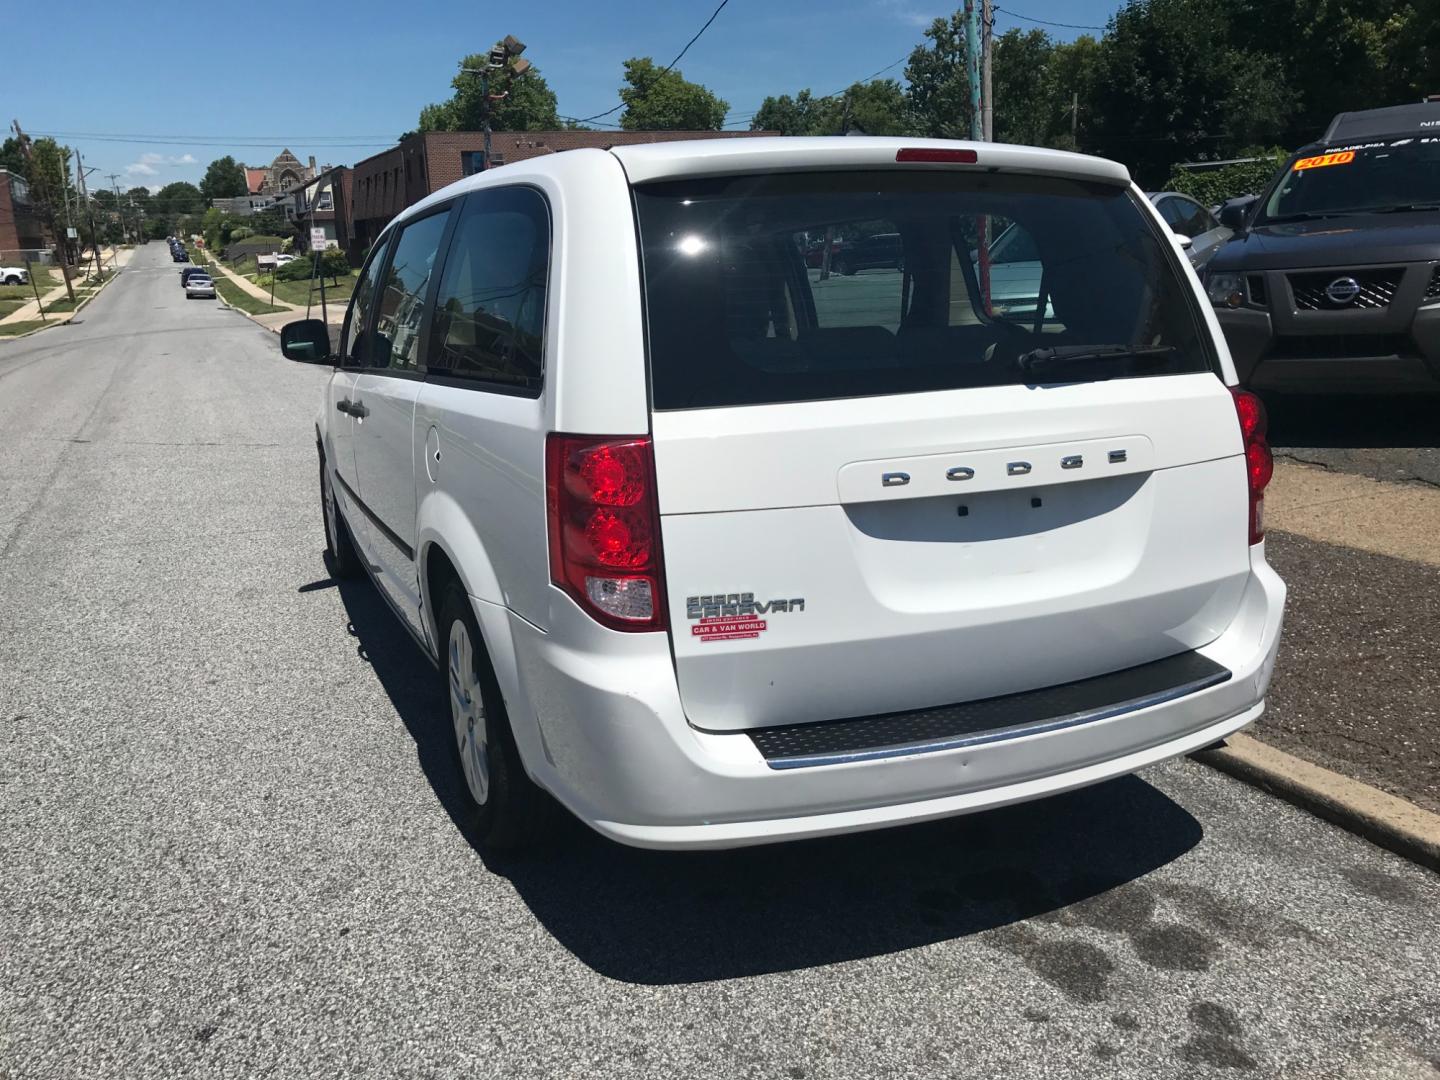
top-left (340, 233), bottom-right (392, 367)
top-left (371, 207), bottom-right (452, 372)
top-left (1158, 197), bottom-right (1187, 231)
top-left (427, 186), bottom-right (550, 393)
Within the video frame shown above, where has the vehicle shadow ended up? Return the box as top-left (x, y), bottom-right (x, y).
top-left (1262, 392), bottom-right (1440, 449)
top-left (332, 571), bottom-right (1204, 986)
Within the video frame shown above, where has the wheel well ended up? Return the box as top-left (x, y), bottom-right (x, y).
top-left (423, 543), bottom-right (464, 651)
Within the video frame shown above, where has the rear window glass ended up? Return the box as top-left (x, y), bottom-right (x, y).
top-left (634, 171), bottom-right (1216, 409)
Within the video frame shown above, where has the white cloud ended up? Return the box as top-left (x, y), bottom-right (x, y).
top-left (130, 151), bottom-right (198, 172)
top-left (877, 0), bottom-right (934, 27)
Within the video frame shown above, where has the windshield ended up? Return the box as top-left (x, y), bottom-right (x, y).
top-left (634, 170), bottom-right (1216, 409)
top-left (1262, 138), bottom-right (1440, 220)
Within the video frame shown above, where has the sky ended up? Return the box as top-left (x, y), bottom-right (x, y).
top-left (8, 0), bottom-right (1124, 192)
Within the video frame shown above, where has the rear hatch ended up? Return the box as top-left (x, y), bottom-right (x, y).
top-left (630, 157), bottom-right (1249, 732)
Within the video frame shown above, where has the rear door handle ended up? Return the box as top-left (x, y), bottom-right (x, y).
top-left (349, 400), bottom-right (369, 418)
top-left (336, 399), bottom-right (352, 414)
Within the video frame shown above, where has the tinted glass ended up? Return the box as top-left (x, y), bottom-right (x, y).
top-left (427, 186), bottom-right (549, 393)
top-left (372, 208), bottom-right (451, 371)
top-left (1263, 138), bottom-right (1440, 220)
top-left (635, 171), bottom-right (1215, 409)
top-left (341, 233), bottom-right (392, 367)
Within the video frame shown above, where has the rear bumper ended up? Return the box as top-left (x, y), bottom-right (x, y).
top-left (504, 552), bottom-right (1286, 850)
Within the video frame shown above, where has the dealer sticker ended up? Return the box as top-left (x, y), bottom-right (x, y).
top-left (1293, 151), bottom-right (1355, 171)
top-left (692, 615), bottom-right (768, 642)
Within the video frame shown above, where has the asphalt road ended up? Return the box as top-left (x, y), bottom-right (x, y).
top-left (2, 243), bottom-right (1439, 1079)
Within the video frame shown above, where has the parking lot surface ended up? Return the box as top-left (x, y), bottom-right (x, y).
top-left (2, 244), bottom-right (1439, 1079)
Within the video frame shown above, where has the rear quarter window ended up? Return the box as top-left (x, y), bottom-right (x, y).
top-left (634, 171), bottom-right (1217, 409)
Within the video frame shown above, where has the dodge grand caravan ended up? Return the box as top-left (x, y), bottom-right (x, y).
top-left (280, 137), bottom-right (1286, 851)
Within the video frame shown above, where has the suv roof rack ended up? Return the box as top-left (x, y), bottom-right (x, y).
top-left (1321, 101), bottom-right (1440, 145)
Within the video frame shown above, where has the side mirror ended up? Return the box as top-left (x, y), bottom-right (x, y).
top-left (1218, 201), bottom-right (1251, 231)
top-left (280, 318), bottom-right (333, 363)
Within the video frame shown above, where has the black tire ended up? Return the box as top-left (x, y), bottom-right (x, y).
top-left (318, 449), bottom-right (361, 578)
top-left (438, 582), bottom-right (553, 853)
top-left (2, 276), bottom-right (19, 286)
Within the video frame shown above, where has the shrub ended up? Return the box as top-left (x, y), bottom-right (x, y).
top-left (1164, 148), bottom-right (1288, 208)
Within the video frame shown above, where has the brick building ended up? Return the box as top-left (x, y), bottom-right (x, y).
top-left (350, 129), bottom-right (774, 252)
top-left (0, 170), bottom-right (47, 261)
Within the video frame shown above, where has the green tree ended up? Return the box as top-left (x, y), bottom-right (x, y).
top-left (905, 13), bottom-right (975, 139)
top-left (200, 156), bottom-right (247, 202)
top-left (27, 138), bottom-right (72, 216)
top-left (991, 29), bottom-right (1056, 146)
top-left (153, 181), bottom-right (203, 227)
top-left (0, 136), bottom-right (27, 180)
top-left (1043, 35), bottom-right (1102, 152)
top-left (417, 52), bottom-right (560, 132)
top-left (754, 81), bottom-right (911, 136)
top-left (618, 58), bottom-right (728, 131)
top-left (1089, 0), bottom-right (1295, 185)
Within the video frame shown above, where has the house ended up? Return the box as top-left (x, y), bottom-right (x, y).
top-left (350, 129), bottom-right (776, 252)
top-left (285, 167), bottom-right (354, 258)
top-left (0, 170), bottom-right (47, 261)
top-left (238, 150), bottom-right (319, 198)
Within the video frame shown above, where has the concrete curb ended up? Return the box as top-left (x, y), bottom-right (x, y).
top-left (1193, 733), bottom-right (1440, 872)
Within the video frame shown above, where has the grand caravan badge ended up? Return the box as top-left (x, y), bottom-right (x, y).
top-left (686, 592), bottom-right (805, 643)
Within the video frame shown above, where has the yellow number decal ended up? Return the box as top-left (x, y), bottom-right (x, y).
top-left (1294, 151), bottom-right (1356, 171)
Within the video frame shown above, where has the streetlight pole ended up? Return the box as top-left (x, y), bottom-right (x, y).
top-left (462, 35), bottom-right (529, 171)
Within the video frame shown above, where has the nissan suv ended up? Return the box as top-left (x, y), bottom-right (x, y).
top-left (1205, 101), bottom-right (1440, 393)
top-left (279, 137), bottom-right (1286, 851)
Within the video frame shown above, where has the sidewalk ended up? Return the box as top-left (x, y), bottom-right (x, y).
top-left (1246, 460), bottom-right (1440, 819)
top-left (200, 253), bottom-right (346, 331)
top-left (0, 246), bottom-right (133, 330)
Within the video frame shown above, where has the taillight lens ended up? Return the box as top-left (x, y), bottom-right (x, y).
top-left (546, 434), bottom-right (667, 631)
top-left (1231, 388), bottom-right (1272, 544)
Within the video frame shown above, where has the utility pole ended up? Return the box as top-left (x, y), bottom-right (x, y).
top-left (106, 174), bottom-right (126, 243)
top-left (981, 0), bottom-right (994, 142)
top-left (76, 150), bottom-right (104, 278)
top-left (964, 0), bottom-right (982, 141)
top-left (11, 119), bottom-right (75, 302)
top-left (1071, 91), bottom-right (1079, 142)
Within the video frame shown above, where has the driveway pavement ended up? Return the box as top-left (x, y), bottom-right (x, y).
top-left (2, 243), bottom-right (1438, 1079)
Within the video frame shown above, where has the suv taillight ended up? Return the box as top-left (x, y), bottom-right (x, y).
top-left (1231, 388), bottom-right (1273, 545)
top-left (546, 434), bottom-right (667, 631)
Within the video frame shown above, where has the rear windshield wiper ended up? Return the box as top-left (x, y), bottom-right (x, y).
top-left (1018, 344), bottom-right (1176, 378)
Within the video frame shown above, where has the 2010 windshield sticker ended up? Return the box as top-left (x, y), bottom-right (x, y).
top-left (1294, 151), bottom-right (1356, 171)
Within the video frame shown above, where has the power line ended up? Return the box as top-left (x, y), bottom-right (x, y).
top-left (569, 0), bottom-right (732, 125)
top-left (990, 6), bottom-right (1100, 30)
top-left (993, 6), bottom-right (1104, 31)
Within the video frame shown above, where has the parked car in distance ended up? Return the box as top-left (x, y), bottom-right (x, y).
top-left (172, 249), bottom-right (189, 263)
top-left (832, 231), bottom-right (903, 275)
top-left (274, 253), bottom-right (298, 265)
top-left (1206, 100), bottom-right (1440, 394)
top-left (184, 274), bottom-right (216, 299)
top-left (1147, 191), bottom-right (1233, 269)
top-left (1, 265), bottom-right (30, 286)
top-left (180, 266), bottom-right (211, 287)
top-left (280, 136), bottom-right (1284, 853)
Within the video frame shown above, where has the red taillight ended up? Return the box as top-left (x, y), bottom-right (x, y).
top-left (1230, 388), bottom-right (1272, 544)
top-left (546, 434), bottom-right (667, 631)
top-left (895, 148), bottom-right (979, 164)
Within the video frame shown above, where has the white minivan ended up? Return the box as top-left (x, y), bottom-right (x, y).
top-left (280, 138), bottom-right (1286, 851)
